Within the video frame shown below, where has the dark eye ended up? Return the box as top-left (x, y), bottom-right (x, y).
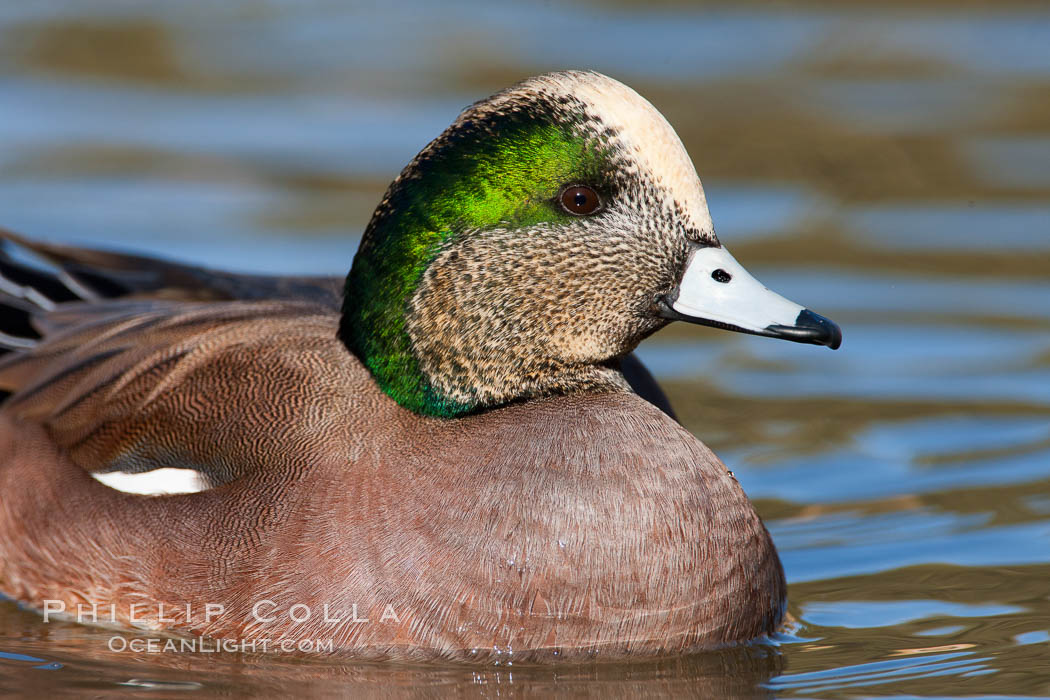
top-left (559, 185), bottom-right (601, 216)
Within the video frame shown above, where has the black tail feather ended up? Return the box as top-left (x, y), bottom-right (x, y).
top-left (0, 231), bottom-right (104, 351)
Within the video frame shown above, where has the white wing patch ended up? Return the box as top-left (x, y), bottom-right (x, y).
top-left (91, 468), bottom-right (208, 495)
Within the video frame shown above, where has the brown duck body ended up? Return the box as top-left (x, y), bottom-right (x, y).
top-left (0, 68), bottom-right (833, 660)
top-left (0, 240), bottom-right (784, 660)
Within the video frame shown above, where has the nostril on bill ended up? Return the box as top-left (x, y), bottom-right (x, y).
top-left (711, 269), bottom-right (732, 283)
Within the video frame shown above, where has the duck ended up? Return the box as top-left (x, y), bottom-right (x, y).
top-left (0, 70), bottom-right (840, 662)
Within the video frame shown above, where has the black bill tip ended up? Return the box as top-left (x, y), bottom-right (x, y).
top-left (766, 309), bottom-right (842, 350)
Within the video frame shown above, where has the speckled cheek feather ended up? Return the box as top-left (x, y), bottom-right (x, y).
top-left (340, 70), bottom-right (720, 417)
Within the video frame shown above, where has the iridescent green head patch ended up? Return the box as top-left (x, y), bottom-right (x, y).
top-left (340, 95), bottom-right (616, 417)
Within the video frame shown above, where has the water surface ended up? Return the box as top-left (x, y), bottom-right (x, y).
top-left (1, 1), bottom-right (1048, 697)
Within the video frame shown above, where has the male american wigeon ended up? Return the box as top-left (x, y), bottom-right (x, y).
top-left (0, 71), bottom-right (839, 661)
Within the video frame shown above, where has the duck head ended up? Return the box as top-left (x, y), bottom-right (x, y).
top-left (340, 70), bottom-right (840, 418)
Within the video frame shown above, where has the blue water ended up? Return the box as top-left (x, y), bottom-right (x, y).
top-left (1, 0), bottom-right (1049, 697)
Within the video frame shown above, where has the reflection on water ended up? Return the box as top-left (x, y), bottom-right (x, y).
top-left (1, 0), bottom-right (1049, 697)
